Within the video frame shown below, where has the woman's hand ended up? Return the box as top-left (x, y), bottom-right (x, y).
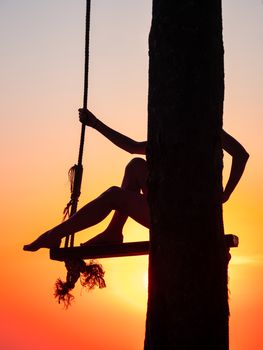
top-left (79, 108), bottom-right (98, 128)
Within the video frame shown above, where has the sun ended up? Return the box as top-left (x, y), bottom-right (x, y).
top-left (105, 256), bottom-right (149, 311)
top-left (143, 271), bottom-right (148, 290)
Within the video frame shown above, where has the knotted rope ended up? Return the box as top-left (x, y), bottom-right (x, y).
top-left (54, 1), bottom-right (106, 306)
top-left (63, 0), bottom-right (91, 245)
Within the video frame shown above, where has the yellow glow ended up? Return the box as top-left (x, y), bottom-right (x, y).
top-left (143, 271), bottom-right (149, 290)
top-left (105, 256), bottom-right (148, 312)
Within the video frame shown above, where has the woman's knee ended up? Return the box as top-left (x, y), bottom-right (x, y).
top-left (103, 186), bottom-right (135, 212)
top-left (101, 186), bottom-right (122, 208)
top-left (125, 157), bottom-right (147, 175)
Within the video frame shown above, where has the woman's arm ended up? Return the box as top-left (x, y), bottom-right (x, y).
top-left (222, 130), bottom-right (249, 202)
top-left (79, 109), bottom-right (146, 155)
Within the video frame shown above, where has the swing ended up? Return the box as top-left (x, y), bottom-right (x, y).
top-left (50, 234), bottom-right (238, 261)
top-left (49, 0), bottom-right (239, 307)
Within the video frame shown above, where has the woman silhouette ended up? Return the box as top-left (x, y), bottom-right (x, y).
top-left (24, 109), bottom-right (249, 251)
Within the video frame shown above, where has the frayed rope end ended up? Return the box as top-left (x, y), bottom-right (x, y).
top-left (80, 260), bottom-right (106, 290)
top-left (54, 259), bottom-right (106, 308)
top-left (54, 279), bottom-right (75, 309)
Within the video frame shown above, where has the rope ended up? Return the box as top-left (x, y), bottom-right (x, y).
top-left (53, 2), bottom-right (107, 307)
top-left (64, 0), bottom-right (91, 248)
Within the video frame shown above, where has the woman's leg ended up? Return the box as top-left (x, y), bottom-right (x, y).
top-left (23, 182), bottom-right (150, 251)
top-left (82, 157), bottom-right (148, 245)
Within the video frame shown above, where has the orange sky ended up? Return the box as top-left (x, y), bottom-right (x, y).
top-left (1, 1), bottom-right (263, 349)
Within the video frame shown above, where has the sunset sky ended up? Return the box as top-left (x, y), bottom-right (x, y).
top-left (1, 1), bottom-right (263, 349)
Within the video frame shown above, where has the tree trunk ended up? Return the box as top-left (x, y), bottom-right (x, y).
top-left (145, 1), bottom-right (229, 349)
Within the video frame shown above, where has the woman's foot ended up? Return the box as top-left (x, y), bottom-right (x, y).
top-left (81, 231), bottom-right (123, 246)
top-left (23, 231), bottom-right (61, 251)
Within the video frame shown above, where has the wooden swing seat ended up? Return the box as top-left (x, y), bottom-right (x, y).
top-left (50, 234), bottom-right (239, 261)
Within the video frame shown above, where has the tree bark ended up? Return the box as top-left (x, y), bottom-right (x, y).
top-left (145, 1), bottom-right (229, 349)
